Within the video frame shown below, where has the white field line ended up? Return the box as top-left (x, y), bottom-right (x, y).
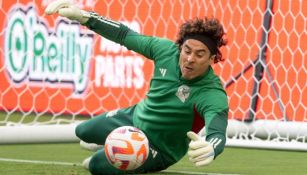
top-left (163, 170), bottom-right (240, 175)
top-left (0, 157), bottom-right (81, 166)
top-left (0, 157), bottom-right (239, 175)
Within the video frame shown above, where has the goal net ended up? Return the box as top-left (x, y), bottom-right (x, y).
top-left (0, 0), bottom-right (306, 150)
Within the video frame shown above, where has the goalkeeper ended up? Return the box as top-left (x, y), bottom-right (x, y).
top-left (46, 1), bottom-right (228, 174)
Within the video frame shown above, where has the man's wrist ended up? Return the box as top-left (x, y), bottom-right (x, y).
top-left (79, 10), bottom-right (91, 24)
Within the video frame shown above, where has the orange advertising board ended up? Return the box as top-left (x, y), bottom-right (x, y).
top-left (1, 0), bottom-right (153, 115)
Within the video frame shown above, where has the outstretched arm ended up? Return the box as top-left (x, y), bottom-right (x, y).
top-left (45, 0), bottom-right (128, 44)
top-left (45, 0), bottom-right (174, 60)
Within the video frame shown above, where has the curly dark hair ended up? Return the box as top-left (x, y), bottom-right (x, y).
top-left (176, 17), bottom-right (227, 63)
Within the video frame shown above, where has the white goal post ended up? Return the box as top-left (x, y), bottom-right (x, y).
top-left (0, 123), bottom-right (80, 144)
top-left (1, 120), bottom-right (307, 152)
top-left (0, 0), bottom-right (306, 151)
top-left (227, 120), bottom-right (307, 151)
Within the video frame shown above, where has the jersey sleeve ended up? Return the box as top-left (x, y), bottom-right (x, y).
top-left (83, 12), bottom-right (175, 61)
top-left (196, 89), bottom-right (229, 158)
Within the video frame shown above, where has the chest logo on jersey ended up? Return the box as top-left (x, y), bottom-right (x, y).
top-left (176, 85), bottom-right (190, 102)
top-left (159, 68), bottom-right (167, 77)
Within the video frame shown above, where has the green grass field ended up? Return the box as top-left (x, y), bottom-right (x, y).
top-left (1, 143), bottom-right (307, 175)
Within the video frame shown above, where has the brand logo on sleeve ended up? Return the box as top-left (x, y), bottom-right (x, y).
top-left (209, 138), bottom-right (222, 149)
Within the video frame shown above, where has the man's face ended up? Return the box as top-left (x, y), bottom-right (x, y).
top-left (179, 39), bottom-right (215, 80)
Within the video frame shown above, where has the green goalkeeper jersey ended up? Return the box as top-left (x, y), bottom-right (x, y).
top-left (85, 13), bottom-right (229, 162)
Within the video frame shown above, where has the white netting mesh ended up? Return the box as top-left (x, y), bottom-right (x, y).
top-left (0, 0), bottom-right (306, 147)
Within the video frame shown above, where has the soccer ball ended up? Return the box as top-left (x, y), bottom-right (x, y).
top-left (104, 126), bottom-right (149, 171)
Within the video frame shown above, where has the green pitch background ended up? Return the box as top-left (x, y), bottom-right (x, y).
top-left (0, 143), bottom-right (307, 175)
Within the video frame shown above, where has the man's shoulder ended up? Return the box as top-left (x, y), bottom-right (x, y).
top-left (150, 37), bottom-right (179, 61)
top-left (151, 37), bottom-right (177, 48)
top-left (197, 71), bottom-right (226, 95)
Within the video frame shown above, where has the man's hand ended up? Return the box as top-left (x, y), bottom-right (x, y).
top-left (45, 0), bottom-right (90, 24)
top-left (187, 131), bottom-right (215, 166)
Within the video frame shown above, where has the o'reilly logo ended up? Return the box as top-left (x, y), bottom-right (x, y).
top-left (4, 5), bottom-right (93, 93)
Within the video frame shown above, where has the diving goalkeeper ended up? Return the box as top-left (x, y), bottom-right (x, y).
top-left (46, 1), bottom-right (229, 174)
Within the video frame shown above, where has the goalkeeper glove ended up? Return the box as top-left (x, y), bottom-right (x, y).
top-left (187, 131), bottom-right (215, 166)
top-left (45, 0), bottom-right (90, 24)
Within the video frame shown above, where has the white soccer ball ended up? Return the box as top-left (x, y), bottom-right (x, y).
top-left (104, 126), bottom-right (149, 171)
